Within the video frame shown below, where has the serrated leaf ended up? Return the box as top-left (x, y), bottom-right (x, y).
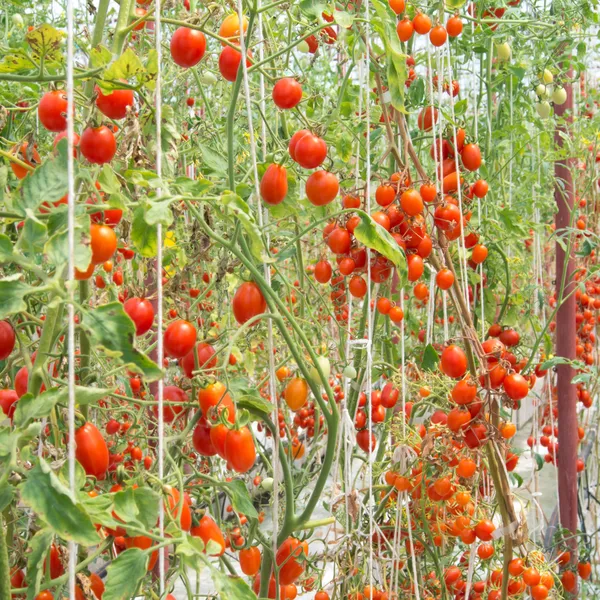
top-left (333, 10), bottom-right (354, 27)
top-left (387, 48), bottom-right (407, 113)
top-left (25, 528), bottom-right (54, 600)
top-left (173, 176), bottom-right (214, 197)
top-left (199, 146), bottom-right (228, 176)
top-left (14, 390), bottom-right (61, 428)
top-left (210, 562), bottom-right (259, 600)
top-left (113, 486), bottom-right (160, 531)
top-left (221, 480), bottom-right (258, 519)
top-left (98, 164), bottom-right (121, 195)
top-left (103, 548), bottom-right (149, 600)
top-left (82, 302), bottom-right (162, 380)
top-left (353, 211), bottom-right (407, 282)
top-left (298, 0), bottom-right (326, 18)
top-left (18, 148), bottom-right (69, 215)
top-left (44, 215), bottom-right (92, 272)
top-left (26, 24), bottom-right (65, 63)
top-left (0, 235), bottom-right (13, 263)
top-left (144, 197), bottom-right (174, 227)
top-left (131, 205), bottom-right (158, 257)
top-left (16, 217), bottom-right (47, 255)
top-left (0, 53), bottom-right (37, 73)
top-left (0, 481), bottom-right (14, 512)
top-left (19, 460), bottom-right (100, 546)
top-left (100, 49), bottom-right (144, 90)
top-left (0, 277), bottom-right (35, 319)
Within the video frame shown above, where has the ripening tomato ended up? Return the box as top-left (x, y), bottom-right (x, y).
top-left (260, 163), bottom-right (288, 205)
top-left (276, 538), bottom-right (308, 585)
top-left (451, 379), bottom-right (477, 405)
top-left (165, 485), bottom-right (192, 531)
top-left (375, 185), bottom-right (396, 207)
top-left (396, 18), bottom-right (413, 42)
top-left (0, 320), bottom-right (15, 360)
top-left (164, 319), bottom-right (197, 358)
top-left (430, 25), bottom-right (447, 46)
top-left (210, 423), bottom-right (229, 458)
top-left (90, 224), bottom-right (117, 265)
top-left (225, 426), bottom-right (256, 473)
top-left (272, 78), bottom-right (303, 109)
top-left (435, 268), bottom-right (454, 290)
top-left (10, 142), bottom-right (41, 179)
top-left (292, 132), bottom-right (328, 169)
top-left (284, 377), bottom-right (309, 411)
top-left (124, 297), bottom-right (154, 335)
top-left (35, 592), bottom-right (54, 600)
top-left (181, 342), bottom-right (217, 378)
top-left (80, 126), bottom-right (117, 164)
top-left (75, 422), bottom-right (109, 479)
top-left (219, 13), bottom-right (248, 44)
top-left (38, 91), bottom-right (68, 132)
top-left (198, 382), bottom-right (236, 423)
top-left (191, 514), bottom-right (226, 556)
top-left (233, 281), bottom-right (267, 325)
top-left (170, 27), bottom-right (206, 68)
top-left (218, 45), bottom-right (251, 82)
top-left (474, 519), bottom-right (496, 541)
top-left (152, 385), bottom-right (189, 422)
top-left (446, 15), bottom-right (463, 37)
top-left (413, 12), bottom-right (432, 34)
top-left (440, 345), bottom-right (467, 378)
top-left (90, 573), bottom-right (105, 599)
top-left (388, 0), bottom-right (405, 14)
top-left (239, 546), bottom-right (261, 576)
top-left (192, 417), bottom-right (217, 456)
top-left (124, 536), bottom-right (158, 570)
top-left (417, 106), bottom-right (438, 131)
top-left (95, 86), bottom-right (134, 120)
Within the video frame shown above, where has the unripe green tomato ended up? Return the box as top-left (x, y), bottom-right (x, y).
top-left (536, 101), bottom-right (551, 119)
top-left (535, 83), bottom-right (548, 99)
top-left (309, 356), bottom-right (331, 386)
top-left (541, 68), bottom-right (554, 84)
top-left (343, 365), bottom-right (357, 379)
top-left (261, 477), bottom-right (274, 491)
top-left (495, 42), bottom-right (511, 61)
top-left (297, 40), bottom-right (310, 53)
top-left (12, 13), bottom-right (24, 27)
top-left (552, 87), bottom-right (567, 105)
top-left (199, 71), bottom-right (218, 85)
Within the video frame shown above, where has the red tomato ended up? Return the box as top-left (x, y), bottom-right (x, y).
top-left (38, 91), bottom-right (68, 132)
top-left (95, 86), bottom-right (134, 120)
top-left (164, 319), bottom-right (197, 358)
top-left (260, 164), bottom-right (288, 205)
top-left (123, 297), bottom-right (155, 336)
top-left (153, 385), bottom-right (189, 422)
top-left (90, 572), bottom-right (105, 599)
top-left (272, 78), bottom-right (303, 109)
top-left (291, 132), bottom-right (327, 169)
top-left (503, 373), bottom-right (529, 400)
top-left (181, 342), bottom-right (217, 378)
top-left (306, 171), bottom-right (339, 206)
top-left (275, 538), bottom-right (308, 585)
top-left (165, 485), bottom-right (192, 531)
top-left (90, 224), bottom-right (117, 265)
top-left (123, 536), bottom-right (158, 570)
top-left (191, 514), bottom-right (225, 556)
top-left (440, 345), bottom-right (467, 379)
top-left (192, 417), bottom-right (217, 456)
top-left (80, 126), bottom-right (117, 164)
top-left (239, 546), bottom-right (261, 575)
top-left (232, 282), bottom-right (267, 325)
top-left (218, 46), bottom-right (251, 82)
top-left (198, 382), bottom-right (235, 423)
top-left (0, 321), bottom-right (15, 360)
top-left (15, 366), bottom-right (28, 397)
top-left (225, 426), bottom-right (256, 473)
top-left (314, 260), bottom-right (332, 284)
top-left (75, 422), bottom-right (109, 479)
top-left (170, 27), bottom-right (207, 68)
top-left (0, 389), bottom-right (18, 420)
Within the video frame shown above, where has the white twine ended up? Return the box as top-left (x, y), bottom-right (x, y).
top-left (66, 0), bottom-right (77, 593)
top-left (154, 0), bottom-right (166, 592)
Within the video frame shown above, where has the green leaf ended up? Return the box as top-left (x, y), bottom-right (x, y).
top-left (333, 10), bottom-right (354, 27)
top-left (0, 276), bottom-right (35, 319)
top-left (221, 192), bottom-right (271, 263)
top-left (26, 24), bottom-right (65, 63)
top-left (18, 148), bottom-right (69, 215)
top-left (534, 453), bottom-right (544, 471)
top-left (13, 390), bottom-right (61, 428)
top-left (81, 302), bottom-right (162, 380)
top-left (25, 528), bottom-right (54, 600)
top-left (74, 385), bottom-right (113, 406)
top-left (453, 98), bottom-right (468, 117)
top-left (421, 344), bottom-right (440, 371)
top-left (144, 197), bottom-right (174, 227)
top-left (199, 146), bottom-right (228, 176)
top-left (44, 214), bottom-right (92, 272)
top-left (335, 132), bottom-right (354, 163)
top-left (353, 211), bottom-right (407, 282)
top-left (0, 54), bottom-right (37, 74)
top-left (0, 480), bottom-right (14, 512)
top-left (141, 49), bottom-right (158, 90)
top-left (103, 548), bottom-right (149, 600)
top-left (19, 460), bottom-right (100, 546)
top-left (98, 165), bottom-right (122, 195)
top-left (100, 49), bottom-right (144, 90)
top-left (220, 480), bottom-right (258, 519)
top-left (131, 205), bottom-right (158, 258)
top-left (174, 176), bottom-right (214, 197)
top-left (210, 562), bottom-right (259, 600)
top-left (0, 234), bottom-right (13, 263)
top-left (387, 48), bottom-right (407, 113)
top-left (16, 216), bottom-right (47, 255)
top-left (89, 44), bottom-right (112, 69)
top-left (298, 0), bottom-right (326, 19)
top-left (113, 486), bottom-right (160, 531)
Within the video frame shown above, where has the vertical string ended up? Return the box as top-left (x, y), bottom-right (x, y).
top-left (66, 0), bottom-right (77, 593)
top-left (154, 0), bottom-right (165, 593)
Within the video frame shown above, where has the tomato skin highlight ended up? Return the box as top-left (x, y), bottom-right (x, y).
top-left (75, 422), bottom-right (109, 480)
